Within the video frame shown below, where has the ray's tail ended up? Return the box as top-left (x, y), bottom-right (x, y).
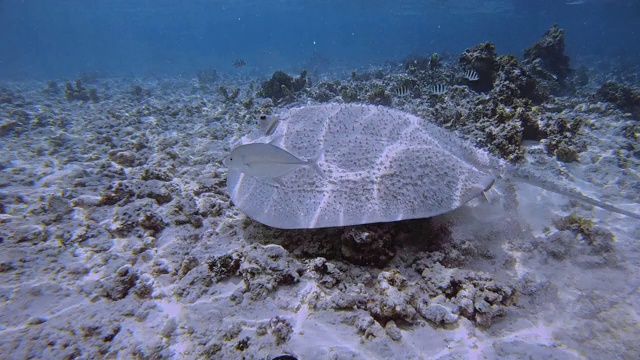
top-left (507, 166), bottom-right (640, 220)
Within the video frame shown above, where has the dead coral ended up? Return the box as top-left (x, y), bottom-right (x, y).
top-left (65, 80), bottom-right (100, 102)
top-left (595, 82), bottom-right (640, 119)
top-left (523, 24), bottom-right (571, 82)
top-left (324, 263), bottom-right (515, 330)
top-left (366, 87), bottom-right (392, 106)
top-left (268, 316), bottom-right (293, 345)
top-left (217, 85), bottom-right (240, 103)
top-left (553, 214), bottom-right (616, 253)
top-left (237, 244), bottom-right (305, 300)
top-left (309, 81), bottom-right (340, 102)
top-left (541, 113), bottom-right (585, 162)
top-left (459, 42), bottom-right (499, 93)
top-left (207, 251), bottom-right (242, 282)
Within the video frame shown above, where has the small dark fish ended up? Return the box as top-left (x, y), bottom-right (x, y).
top-left (232, 59), bottom-right (246, 68)
top-left (429, 84), bottom-right (449, 95)
top-left (271, 356), bottom-right (298, 360)
top-left (463, 69), bottom-right (479, 81)
top-left (394, 86), bottom-right (411, 97)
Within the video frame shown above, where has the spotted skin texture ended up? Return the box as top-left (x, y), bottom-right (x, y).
top-left (227, 103), bottom-right (496, 229)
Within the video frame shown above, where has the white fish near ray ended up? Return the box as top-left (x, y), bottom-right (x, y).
top-left (225, 143), bottom-right (325, 186)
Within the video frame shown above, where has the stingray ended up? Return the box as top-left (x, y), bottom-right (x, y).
top-left (226, 103), bottom-right (640, 229)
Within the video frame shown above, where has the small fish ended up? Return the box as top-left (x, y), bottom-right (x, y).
top-left (258, 114), bottom-right (280, 135)
top-left (429, 84), bottom-right (449, 95)
top-left (232, 59), bottom-right (246, 68)
top-left (463, 69), bottom-right (479, 81)
top-left (224, 143), bottom-right (325, 186)
top-left (394, 86), bottom-right (411, 97)
top-left (271, 355), bottom-right (298, 360)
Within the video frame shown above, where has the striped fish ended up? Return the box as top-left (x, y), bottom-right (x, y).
top-left (429, 84), bottom-right (449, 95)
top-left (394, 86), bottom-right (411, 97)
top-left (463, 70), bottom-right (479, 81)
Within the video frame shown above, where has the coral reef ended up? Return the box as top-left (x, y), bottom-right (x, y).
top-left (366, 86), bottom-right (392, 106)
top-left (0, 32), bottom-right (638, 357)
top-left (459, 42), bottom-right (499, 92)
top-left (436, 35), bottom-right (580, 161)
top-left (541, 113), bottom-right (585, 162)
top-left (65, 80), bottom-right (100, 102)
top-left (258, 70), bottom-right (307, 103)
top-left (523, 24), bottom-right (571, 82)
top-left (403, 53), bottom-right (432, 72)
top-left (595, 82), bottom-right (640, 119)
top-left (308, 81), bottom-right (340, 102)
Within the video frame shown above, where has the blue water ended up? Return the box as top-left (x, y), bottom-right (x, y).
top-left (1, 0), bottom-right (639, 79)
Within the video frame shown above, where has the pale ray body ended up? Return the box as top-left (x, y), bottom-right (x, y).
top-left (226, 103), bottom-right (639, 229)
top-left (226, 103), bottom-right (497, 229)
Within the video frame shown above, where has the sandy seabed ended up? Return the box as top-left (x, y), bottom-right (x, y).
top-left (0, 76), bottom-right (639, 359)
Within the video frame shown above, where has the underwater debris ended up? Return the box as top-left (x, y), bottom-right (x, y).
top-left (463, 69), bottom-right (479, 81)
top-left (429, 84), bottom-right (449, 95)
top-left (232, 59), bottom-right (246, 68)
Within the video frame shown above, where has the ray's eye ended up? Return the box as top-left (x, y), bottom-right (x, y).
top-left (259, 115), bottom-right (267, 120)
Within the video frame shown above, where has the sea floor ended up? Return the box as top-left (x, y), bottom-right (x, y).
top-left (0, 75), bottom-right (639, 359)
